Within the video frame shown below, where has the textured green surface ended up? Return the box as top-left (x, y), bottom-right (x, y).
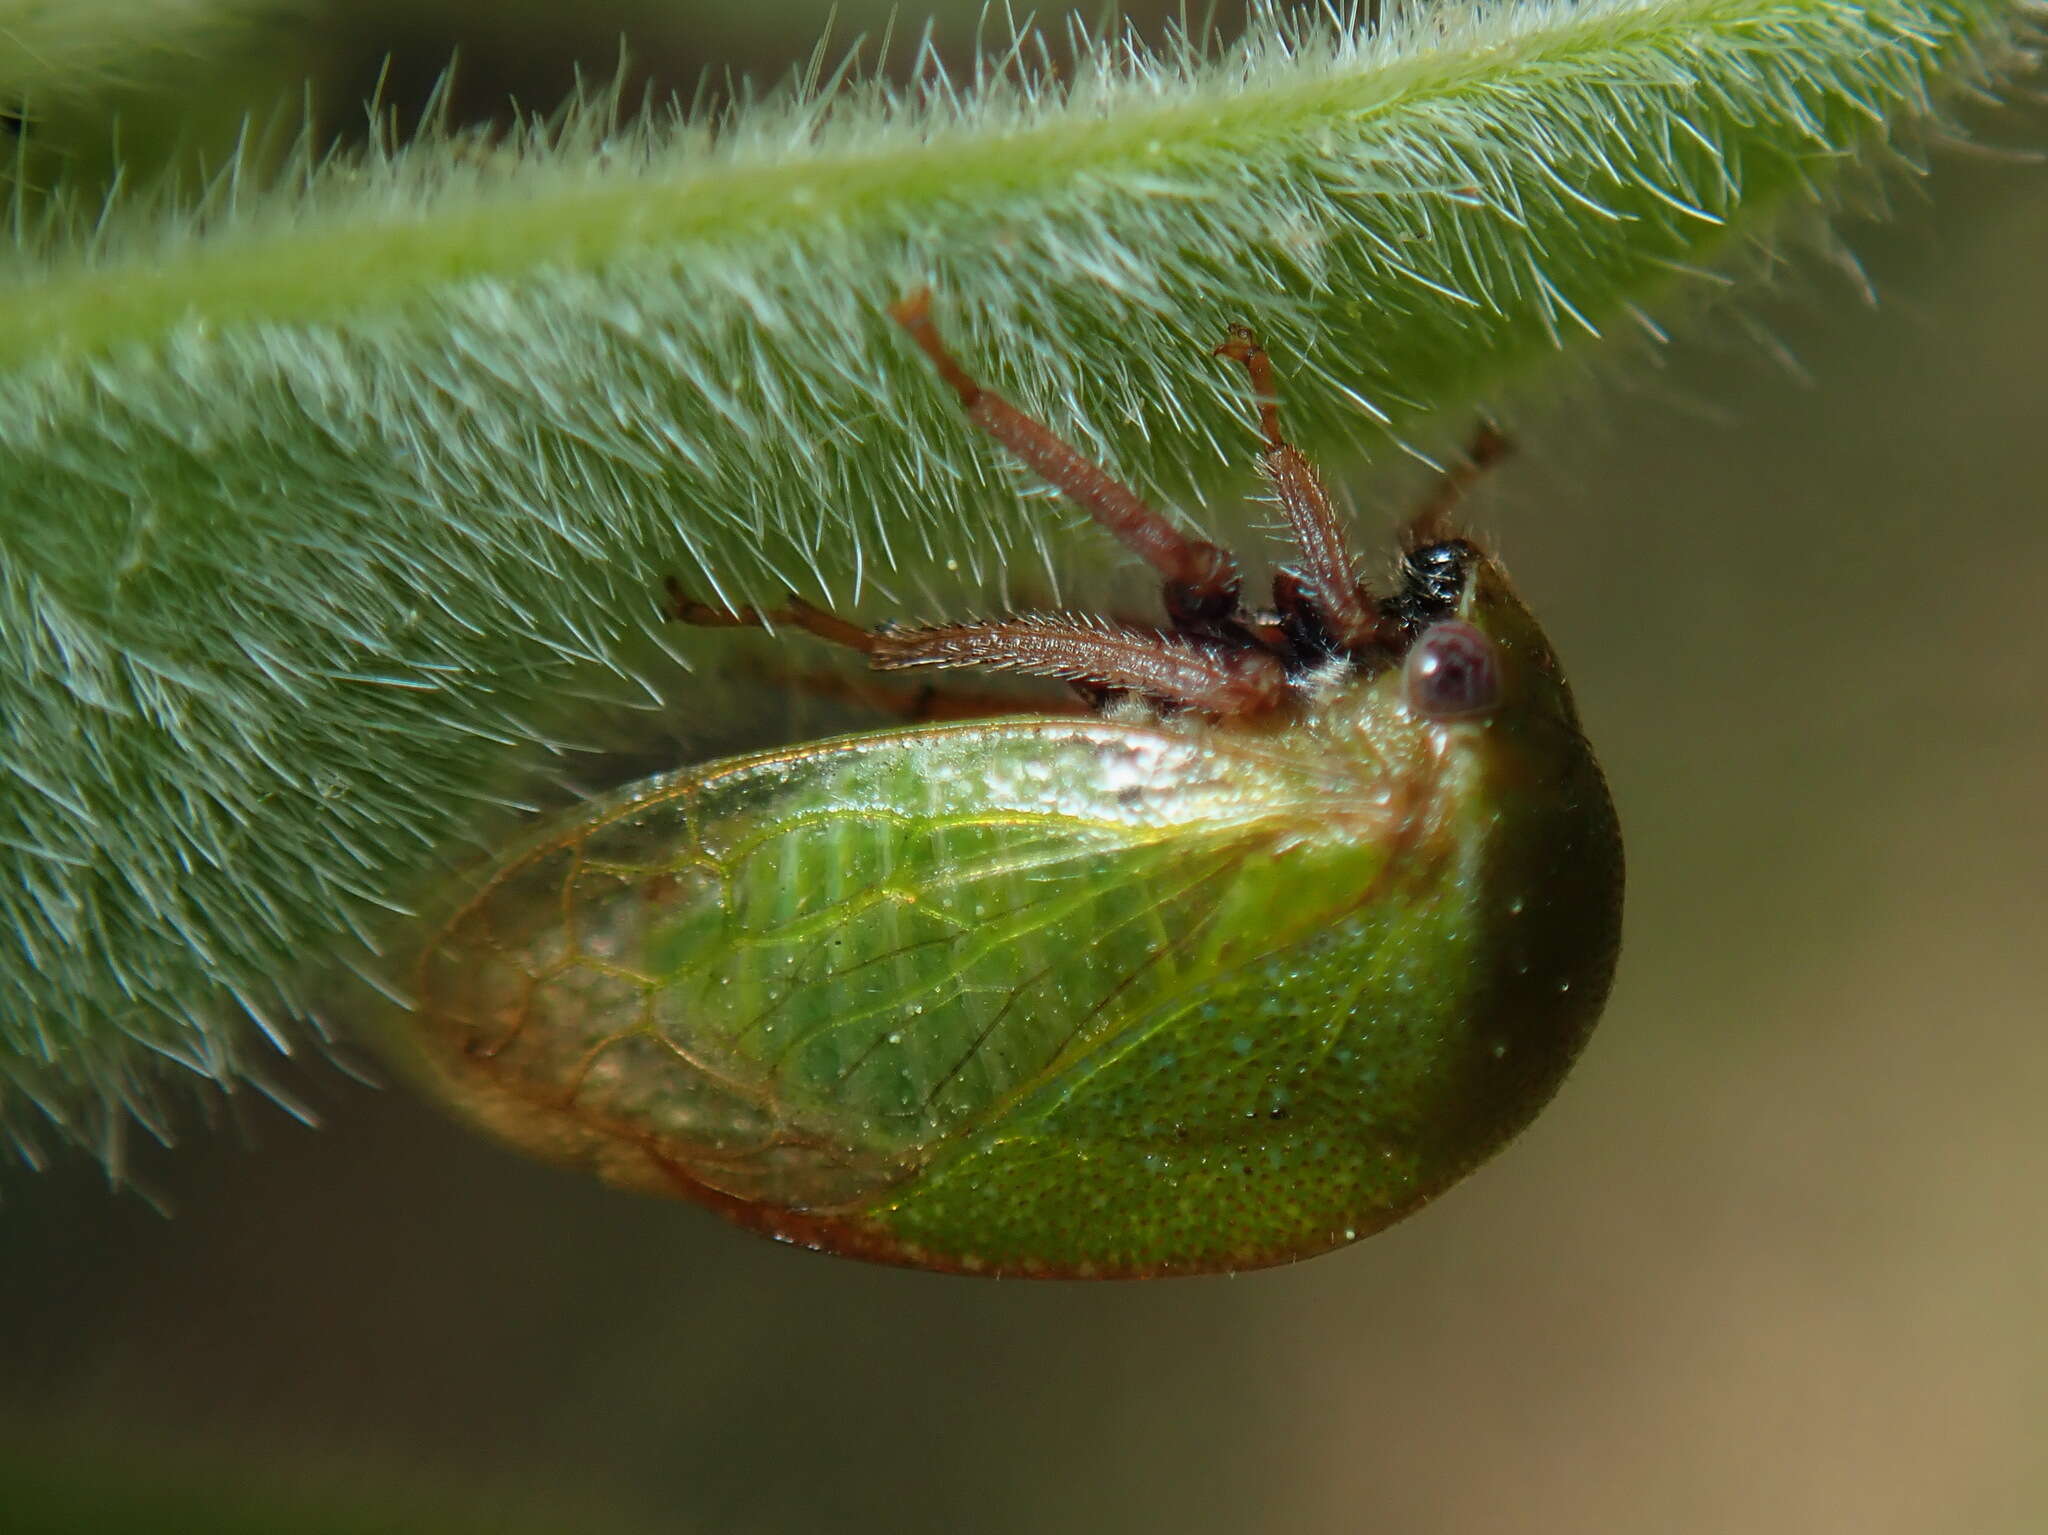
top-left (398, 556), bottom-right (1622, 1275)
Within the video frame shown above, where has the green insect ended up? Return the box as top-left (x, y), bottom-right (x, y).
top-left (396, 294), bottom-right (1624, 1278)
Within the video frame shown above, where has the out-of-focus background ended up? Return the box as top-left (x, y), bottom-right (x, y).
top-left (2, 3), bottom-right (2044, 1531)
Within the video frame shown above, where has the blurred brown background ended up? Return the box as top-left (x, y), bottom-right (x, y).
top-left (2, 3), bottom-right (2044, 1531)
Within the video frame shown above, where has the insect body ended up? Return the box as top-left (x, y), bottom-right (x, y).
top-left (399, 298), bottom-right (1623, 1277)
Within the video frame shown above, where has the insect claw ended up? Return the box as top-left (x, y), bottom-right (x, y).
top-left (890, 288), bottom-right (982, 407)
top-left (1210, 323), bottom-right (1259, 361)
top-left (888, 286), bottom-right (935, 330)
top-left (1467, 421), bottom-right (1515, 469)
top-left (664, 577), bottom-right (759, 629)
top-left (1213, 323), bottom-right (1286, 454)
top-left (1404, 422), bottom-right (1517, 547)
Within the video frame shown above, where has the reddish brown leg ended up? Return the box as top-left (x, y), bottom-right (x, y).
top-left (665, 579), bottom-right (878, 654)
top-left (872, 616), bottom-right (1289, 717)
top-left (671, 301), bottom-right (1306, 720)
top-left (1404, 423), bottom-right (1514, 547)
top-left (673, 581), bottom-right (1285, 715)
top-left (666, 579), bottom-right (1091, 721)
top-left (1213, 326), bottom-right (1384, 653)
top-left (890, 290), bottom-right (1243, 632)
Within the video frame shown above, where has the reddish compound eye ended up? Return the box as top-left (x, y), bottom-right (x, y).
top-left (1404, 621), bottom-right (1502, 721)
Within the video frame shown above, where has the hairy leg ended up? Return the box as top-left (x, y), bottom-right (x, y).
top-left (891, 290), bottom-right (1244, 634)
top-left (666, 581), bottom-right (1094, 720)
top-left (1214, 326), bottom-right (1384, 653)
top-left (1404, 423), bottom-right (1514, 548)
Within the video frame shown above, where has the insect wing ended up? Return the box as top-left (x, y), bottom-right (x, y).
top-left (411, 717), bottom-right (1348, 1217)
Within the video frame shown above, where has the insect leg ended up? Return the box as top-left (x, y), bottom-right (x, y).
top-left (665, 578), bottom-right (878, 654)
top-left (1402, 423), bottom-right (1515, 548)
top-left (890, 290), bottom-right (1244, 634)
top-left (1213, 325), bottom-right (1385, 654)
top-left (667, 579), bottom-right (1090, 719)
top-left (871, 615), bottom-right (1290, 717)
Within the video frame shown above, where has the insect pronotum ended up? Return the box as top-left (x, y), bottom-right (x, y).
top-left (397, 294), bottom-right (1625, 1278)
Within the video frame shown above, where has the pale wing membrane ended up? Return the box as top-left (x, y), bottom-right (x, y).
top-left (418, 719), bottom-right (1357, 1210)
